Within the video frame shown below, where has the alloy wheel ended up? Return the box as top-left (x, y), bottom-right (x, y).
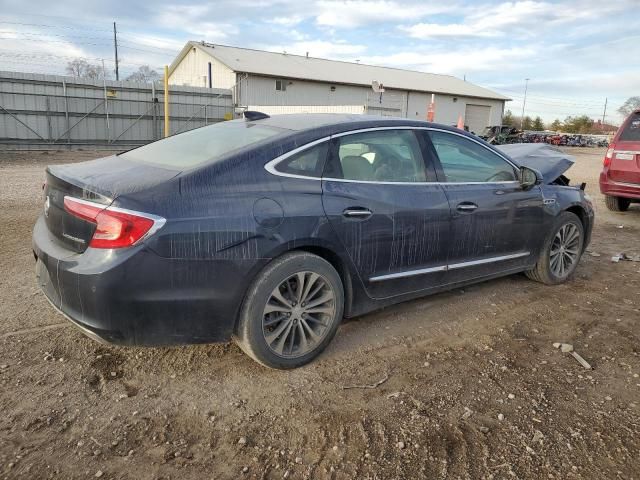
top-left (262, 271), bottom-right (336, 358)
top-left (549, 223), bottom-right (581, 278)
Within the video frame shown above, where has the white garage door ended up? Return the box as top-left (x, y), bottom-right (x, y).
top-left (465, 104), bottom-right (491, 135)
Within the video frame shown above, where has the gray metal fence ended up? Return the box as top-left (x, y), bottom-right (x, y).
top-left (0, 71), bottom-right (234, 150)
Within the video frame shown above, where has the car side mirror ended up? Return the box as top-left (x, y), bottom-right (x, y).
top-left (519, 166), bottom-right (542, 190)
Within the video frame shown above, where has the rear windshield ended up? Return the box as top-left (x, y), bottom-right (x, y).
top-left (619, 113), bottom-right (640, 142)
top-left (119, 121), bottom-right (285, 168)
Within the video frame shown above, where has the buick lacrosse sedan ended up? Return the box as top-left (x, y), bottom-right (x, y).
top-left (34, 113), bottom-right (593, 368)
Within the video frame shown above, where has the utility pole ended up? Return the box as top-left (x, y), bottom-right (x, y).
top-left (601, 97), bottom-right (608, 128)
top-left (164, 65), bottom-right (170, 137)
top-left (113, 22), bottom-right (119, 81)
top-left (102, 59), bottom-right (110, 142)
top-left (520, 78), bottom-right (530, 130)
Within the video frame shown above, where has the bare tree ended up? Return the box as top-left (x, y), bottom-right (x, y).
top-left (65, 59), bottom-right (108, 80)
top-left (125, 65), bottom-right (161, 83)
top-left (618, 97), bottom-right (640, 117)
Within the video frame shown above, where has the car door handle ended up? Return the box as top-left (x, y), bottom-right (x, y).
top-left (343, 208), bottom-right (372, 218)
top-left (456, 202), bottom-right (478, 213)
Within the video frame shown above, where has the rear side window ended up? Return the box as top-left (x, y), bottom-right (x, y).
top-left (120, 121), bottom-right (284, 169)
top-left (328, 130), bottom-right (428, 182)
top-left (427, 131), bottom-right (517, 183)
top-left (619, 113), bottom-right (640, 141)
top-left (274, 142), bottom-right (329, 178)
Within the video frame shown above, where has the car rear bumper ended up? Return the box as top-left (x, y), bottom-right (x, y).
top-left (33, 215), bottom-right (254, 346)
top-left (600, 173), bottom-right (640, 199)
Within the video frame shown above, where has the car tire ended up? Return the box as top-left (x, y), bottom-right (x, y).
top-left (525, 211), bottom-right (584, 285)
top-left (233, 251), bottom-right (344, 369)
top-left (604, 195), bottom-right (630, 212)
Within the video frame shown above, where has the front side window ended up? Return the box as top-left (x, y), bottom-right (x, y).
top-left (328, 130), bottom-right (427, 182)
top-left (120, 121), bottom-right (284, 169)
top-left (427, 131), bottom-right (517, 182)
top-left (274, 142), bottom-right (328, 178)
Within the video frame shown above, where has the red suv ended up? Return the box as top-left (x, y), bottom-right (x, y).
top-left (600, 109), bottom-right (640, 211)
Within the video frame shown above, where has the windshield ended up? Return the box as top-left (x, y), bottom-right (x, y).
top-left (119, 121), bottom-right (285, 168)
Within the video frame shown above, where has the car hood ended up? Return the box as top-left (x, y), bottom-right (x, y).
top-left (496, 143), bottom-right (575, 182)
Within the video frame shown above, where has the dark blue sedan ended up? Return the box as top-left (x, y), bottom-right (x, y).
top-left (33, 113), bottom-right (593, 368)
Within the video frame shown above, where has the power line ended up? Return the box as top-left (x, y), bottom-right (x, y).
top-left (0, 21), bottom-right (112, 32)
top-left (117, 40), bottom-right (177, 55)
top-left (0, 35), bottom-right (114, 47)
top-left (494, 87), bottom-right (609, 106)
top-left (0, 51), bottom-right (160, 68)
top-left (0, 30), bottom-right (113, 41)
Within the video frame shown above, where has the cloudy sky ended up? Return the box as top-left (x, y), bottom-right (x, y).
top-left (0, 0), bottom-right (637, 122)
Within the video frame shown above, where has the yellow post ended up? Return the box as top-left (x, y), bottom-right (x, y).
top-left (164, 65), bottom-right (169, 137)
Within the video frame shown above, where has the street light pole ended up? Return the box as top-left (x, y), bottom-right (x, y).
top-left (520, 78), bottom-right (530, 130)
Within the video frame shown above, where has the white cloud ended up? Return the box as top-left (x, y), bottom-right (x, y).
top-left (269, 15), bottom-right (305, 26)
top-left (0, 26), bottom-right (93, 75)
top-left (403, 0), bottom-right (605, 39)
top-left (264, 40), bottom-right (366, 59)
top-left (154, 6), bottom-right (237, 41)
top-left (361, 46), bottom-right (536, 75)
top-left (315, 1), bottom-right (457, 28)
top-left (404, 23), bottom-right (497, 38)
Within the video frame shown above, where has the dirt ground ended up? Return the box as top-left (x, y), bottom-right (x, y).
top-left (1, 147), bottom-right (639, 480)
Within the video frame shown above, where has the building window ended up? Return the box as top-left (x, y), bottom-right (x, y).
top-left (275, 79), bottom-right (287, 91)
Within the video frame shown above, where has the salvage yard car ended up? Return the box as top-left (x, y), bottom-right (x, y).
top-left (33, 113), bottom-right (594, 369)
top-left (600, 108), bottom-right (640, 211)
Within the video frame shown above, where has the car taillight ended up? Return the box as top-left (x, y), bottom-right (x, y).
top-left (603, 144), bottom-right (615, 167)
top-left (64, 196), bottom-right (164, 249)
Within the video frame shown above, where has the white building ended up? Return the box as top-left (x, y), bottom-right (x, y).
top-left (168, 42), bottom-right (510, 133)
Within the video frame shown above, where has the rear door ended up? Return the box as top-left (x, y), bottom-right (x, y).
top-left (423, 129), bottom-right (544, 283)
top-left (321, 128), bottom-right (451, 299)
top-left (609, 112), bottom-right (640, 185)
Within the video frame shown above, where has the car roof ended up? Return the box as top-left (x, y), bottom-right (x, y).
top-left (237, 113), bottom-right (459, 136)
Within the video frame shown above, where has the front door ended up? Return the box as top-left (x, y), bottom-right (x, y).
top-left (424, 129), bottom-right (544, 284)
top-left (322, 128), bottom-right (450, 298)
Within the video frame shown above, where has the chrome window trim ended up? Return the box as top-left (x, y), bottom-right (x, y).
top-left (263, 126), bottom-right (520, 183)
top-left (322, 178), bottom-right (519, 186)
top-left (369, 251), bottom-right (530, 282)
top-left (63, 196), bottom-right (167, 246)
top-left (264, 136), bottom-right (330, 181)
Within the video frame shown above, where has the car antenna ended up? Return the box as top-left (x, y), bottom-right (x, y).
top-left (244, 111), bottom-right (270, 121)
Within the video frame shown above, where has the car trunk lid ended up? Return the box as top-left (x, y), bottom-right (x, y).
top-left (44, 155), bottom-right (179, 253)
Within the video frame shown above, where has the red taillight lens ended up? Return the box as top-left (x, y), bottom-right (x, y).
top-left (64, 197), bottom-right (161, 249)
top-left (603, 144), bottom-right (615, 167)
top-left (91, 209), bottom-right (155, 248)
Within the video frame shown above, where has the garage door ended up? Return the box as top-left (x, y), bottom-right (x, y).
top-left (464, 104), bottom-right (491, 135)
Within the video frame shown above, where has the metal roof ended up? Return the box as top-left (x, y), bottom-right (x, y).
top-left (171, 42), bottom-right (510, 101)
